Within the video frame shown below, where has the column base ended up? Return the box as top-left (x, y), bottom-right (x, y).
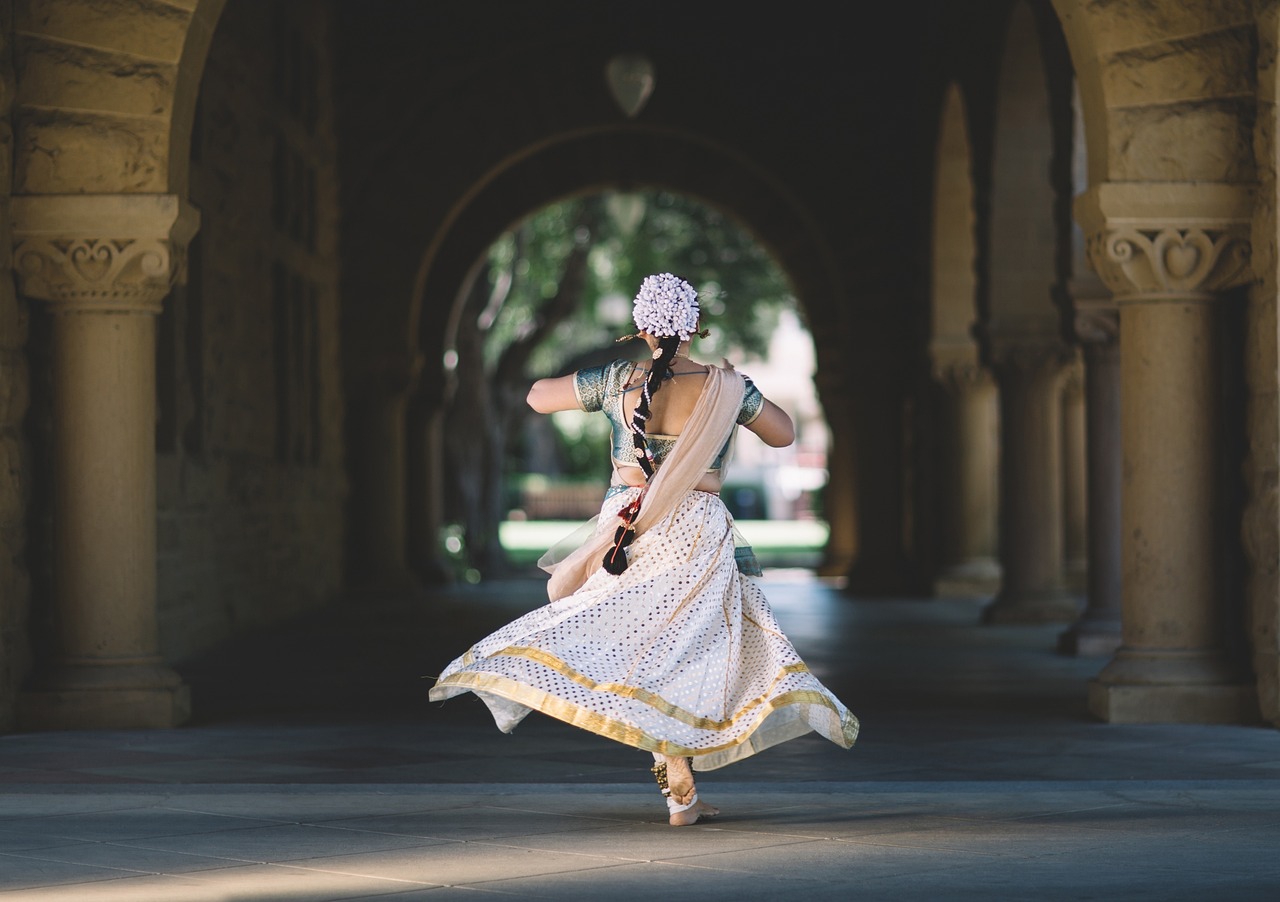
top-left (983, 589), bottom-right (1081, 624)
top-left (18, 661), bottom-right (191, 730)
top-left (1057, 618), bottom-right (1122, 656)
top-left (1088, 647), bottom-right (1260, 724)
top-left (1089, 681), bottom-right (1258, 724)
top-left (933, 558), bottom-right (1002, 597)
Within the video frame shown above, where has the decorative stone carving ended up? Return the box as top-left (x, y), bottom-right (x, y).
top-left (1087, 226), bottom-right (1251, 301)
top-left (10, 195), bottom-right (199, 313)
top-left (1074, 182), bottom-right (1254, 303)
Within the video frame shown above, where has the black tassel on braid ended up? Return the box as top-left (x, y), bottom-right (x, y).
top-left (602, 334), bottom-right (683, 575)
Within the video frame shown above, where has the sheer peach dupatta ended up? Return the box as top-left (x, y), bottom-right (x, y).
top-left (541, 364), bottom-right (747, 601)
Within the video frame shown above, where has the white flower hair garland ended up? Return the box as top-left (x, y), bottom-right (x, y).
top-left (632, 273), bottom-right (700, 341)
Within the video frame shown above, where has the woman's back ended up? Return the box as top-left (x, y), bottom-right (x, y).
top-left (620, 361), bottom-right (709, 437)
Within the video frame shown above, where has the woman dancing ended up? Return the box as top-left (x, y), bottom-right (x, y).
top-left (430, 273), bottom-right (858, 826)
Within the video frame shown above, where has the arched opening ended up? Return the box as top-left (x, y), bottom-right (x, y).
top-left (391, 128), bottom-right (848, 592)
top-left (427, 190), bottom-right (824, 582)
top-left (981, 0), bottom-right (1080, 625)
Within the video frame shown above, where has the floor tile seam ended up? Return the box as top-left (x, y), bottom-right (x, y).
top-left (52, 839), bottom-right (277, 868)
top-left (106, 829), bottom-right (450, 863)
top-left (270, 854), bottom-right (631, 889)
top-left (0, 818), bottom-right (300, 847)
top-left (244, 821), bottom-right (476, 845)
top-left (235, 859), bottom-right (450, 890)
top-left (628, 854), bottom-right (966, 884)
top-left (831, 831), bottom-right (1132, 854)
top-left (467, 831), bottom-right (828, 863)
top-left (463, 804), bottom-right (660, 823)
top-left (0, 848), bottom-right (176, 880)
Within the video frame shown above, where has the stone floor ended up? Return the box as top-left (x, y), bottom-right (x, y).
top-left (1, 573), bottom-right (1279, 899)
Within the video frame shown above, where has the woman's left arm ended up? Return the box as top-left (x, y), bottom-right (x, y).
top-left (527, 374), bottom-right (581, 413)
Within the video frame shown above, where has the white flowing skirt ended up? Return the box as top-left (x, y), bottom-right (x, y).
top-left (429, 488), bottom-right (859, 770)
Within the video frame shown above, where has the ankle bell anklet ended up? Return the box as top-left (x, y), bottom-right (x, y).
top-left (650, 760), bottom-right (670, 796)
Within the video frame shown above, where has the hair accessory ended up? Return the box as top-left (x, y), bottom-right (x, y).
top-left (633, 273), bottom-right (700, 341)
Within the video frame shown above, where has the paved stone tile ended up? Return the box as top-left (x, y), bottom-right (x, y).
top-left (0, 873), bottom-right (216, 901)
top-left (472, 821), bottom-right (823, 860)
top-left (327, 806), bottom-right (634, 842)
top-left (275, 843), bottom-right (627, 887)
top-left (0, 809), bottom-right (285, 844)
top-left (1, 841), bottom-right (247, 875)
top-left (0, 853), bottom-right (149, 892)
top-left (117, 822), bottom-right (454, 863)
top-left (467, 858), bottom-right (839, 901)
top-left (655, 834), bottom-right (984, 882)
top-left (83, 757), bottom-right (335, 783)
top-left (156, 790), bottom-right (493, 822)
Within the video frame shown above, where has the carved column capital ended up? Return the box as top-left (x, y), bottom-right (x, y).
top-left (990, 340), bottom-right (1076, 383)
top-left (1086, 225), bottom-right (1251, 301)
top-left (1075, 181), bottom-right (1253, 304)
top-left (11, 195), bottom-right (200, 314)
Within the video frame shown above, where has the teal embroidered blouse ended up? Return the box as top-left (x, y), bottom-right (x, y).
top-left (573, 359), bottom-right (765, 473)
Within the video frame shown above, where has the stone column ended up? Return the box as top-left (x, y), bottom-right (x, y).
top-left (406, 389), bottom-right (452, 584)
top-left (815, 371), bottom-right (858, 579)
top-left (347, 350), bottom-right (423, 594)
top-left (1078, 183), bottom-right (1257, 723)
top-left (1061, 356), bottom-right (1088, 592)
top-left (11, 194), bottom-right (197, 729)
top-left (1058, 303), bottom-right (1123, 656)
top-left (932, 360), bottom-right (1001, 595)
top-left (984, 341), bottom-right (1079, 623)
top-left (845, 355), bottom-right (912, 594)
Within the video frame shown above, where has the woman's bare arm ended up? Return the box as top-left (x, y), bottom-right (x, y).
top-left (745, 398), bottom-right (795, 447)
top-left (527, 374), bottom-right (581, 414)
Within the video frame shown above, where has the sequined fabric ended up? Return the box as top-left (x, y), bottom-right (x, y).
top-left (429, 487), bottom-right (859, 769)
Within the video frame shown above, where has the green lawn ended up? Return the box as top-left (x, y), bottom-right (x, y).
top-left (499, 519), bottom-right (828, 568)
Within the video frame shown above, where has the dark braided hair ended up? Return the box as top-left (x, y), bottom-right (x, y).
top-left (603, 333), bottom-right (683, 575)
top-left (629, 335), bottom-right (683, 478)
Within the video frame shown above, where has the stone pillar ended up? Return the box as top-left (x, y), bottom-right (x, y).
top-left (932, 361), bottom-right (1001, 595)
top-left (984, 342), bottom-right (1080, 623)
top-left (11, 194), bottom-right (197, 729)
top-left (347, 350), bottom-right (423, 594)
top-left (1058, 303), bottom-right (1123, 656)
top-left (815, 371), bottom-right (858, 579)
top-left (406, 390), bottom-right (452, 584)
top-left (845, 356), bottom-right (912, 594)
top-left (1078, 183), bottom-right (1257, 723)
top-left (1061, 356), bottom-right (1088, 592)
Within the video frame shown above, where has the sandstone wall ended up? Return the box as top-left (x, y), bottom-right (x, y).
top-left (0, 1), bottom-right (31, 731)
top-left (154, 0), bottom-right (345, 662)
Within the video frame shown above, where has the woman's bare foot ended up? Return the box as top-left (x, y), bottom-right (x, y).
top-left (664, 755), bottom-right (720, 826)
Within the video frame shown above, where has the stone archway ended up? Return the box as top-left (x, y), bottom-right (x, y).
top-left (396, 125), bottom-right (848, 586)
top-left (7, 0), bottom-right (228, 728)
